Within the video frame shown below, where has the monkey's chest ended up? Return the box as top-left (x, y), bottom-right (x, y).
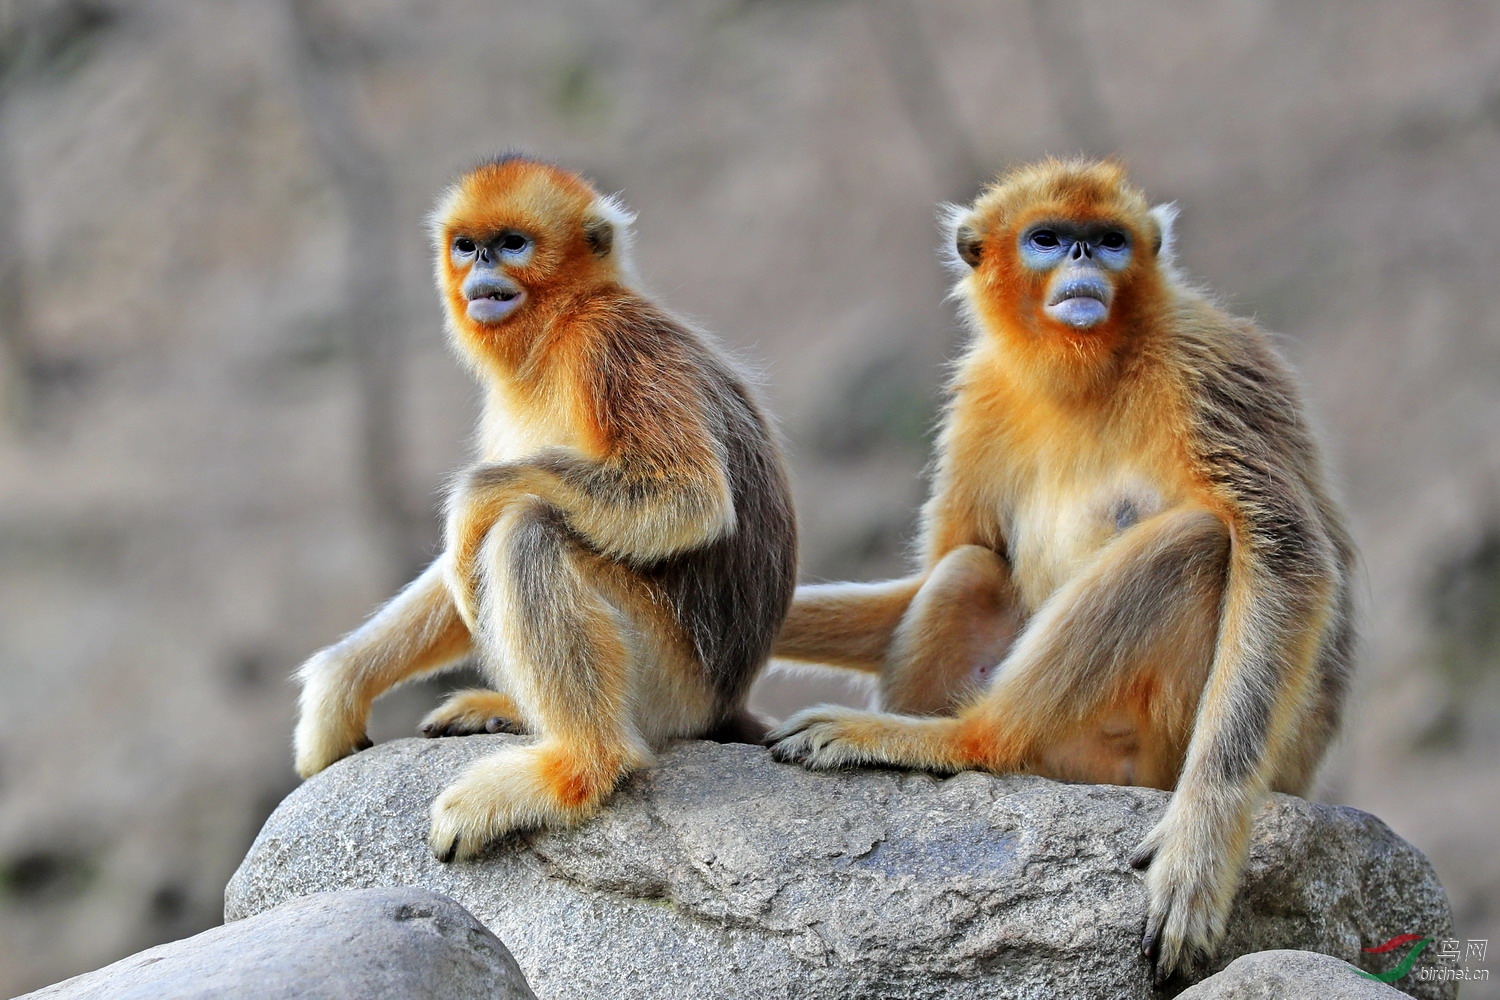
top-left (1001, 475), bottom-right (1165, 613)
top-left (478, 403), bottom-right (594, 464)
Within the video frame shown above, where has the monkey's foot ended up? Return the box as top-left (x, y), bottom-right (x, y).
top-left (293, 650), bottom-right (375, 779)
top-left (767, 705), bottom-right (968, 773)
top-left (427, 740), bottom-right (647, 862)
top-left (1130, 817), bottom-right (1235, 986)
top-left (420, 689), bottom-right (527, 737)
top-left (292, 722), bottom-right (373, 780)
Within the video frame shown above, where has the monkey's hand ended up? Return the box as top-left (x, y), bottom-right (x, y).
top-left (768, 705), bottom-right (967, 773)
top-left (292, 647), bottom-right (374, 779)
top-left (1129, 804), bottom-right (1242, 986)
top-left (420, 689), bottom-right (528, 737)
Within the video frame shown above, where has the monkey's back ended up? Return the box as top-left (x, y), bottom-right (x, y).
top-left (654, 365), bottom-right (798, 709)
top-left (587, 299), bottom-right (798, 713)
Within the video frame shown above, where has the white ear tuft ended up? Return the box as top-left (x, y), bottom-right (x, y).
top-left (1149, 202), bottom-right (1179, 265)
top-left (589, 192), bottom-right (637, 270)
top-left (937, 202), bottom-right (977, 274)
top-left (427, 182), bottom-right (464, 247)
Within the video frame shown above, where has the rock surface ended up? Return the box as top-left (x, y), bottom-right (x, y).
top-left (226, 736), bottom-right (1457, 1000)
top-left (20, 887), bottom-right (535, 1000)
top-left (1176, 949), bottom-right (1415, 998)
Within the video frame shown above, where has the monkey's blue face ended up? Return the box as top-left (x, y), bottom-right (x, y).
top-left (451, 231), bottom-right (535, 325)
top-left (1019, 222), bottom-right (1132, 329)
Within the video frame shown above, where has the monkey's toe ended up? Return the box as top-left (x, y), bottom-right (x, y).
top-left (420, 689), bottom-right (527, 739)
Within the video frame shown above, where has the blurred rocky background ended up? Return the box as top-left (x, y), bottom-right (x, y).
top-left (0, 0), bottom-right (1496, 994)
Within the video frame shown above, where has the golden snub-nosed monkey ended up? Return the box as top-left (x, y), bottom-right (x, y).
top-left (769, 158), bottom-right (1354, 985)
top-left (294, 155), bottom-right (797, 862)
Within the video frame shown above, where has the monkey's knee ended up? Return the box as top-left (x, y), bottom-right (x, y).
top-left (469, 497), bottom-right (578, 633)
top-left (885, 545), bottom-right (1019, 714)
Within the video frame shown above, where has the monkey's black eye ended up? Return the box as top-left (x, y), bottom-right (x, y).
top-left (499, 234), bottom-right (530, 253)
top-left (453, 237), bottom-right (477, 255)
top-left (1100, 232), bottom-right (1128, 251)
top-left (1028, 229), bottom-right (1060, 250)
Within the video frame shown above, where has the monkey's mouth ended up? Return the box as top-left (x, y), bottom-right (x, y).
top-left (464, 279), bottom-right (527, 324)
top-left (1045, 279), bottom-right (1112, 329)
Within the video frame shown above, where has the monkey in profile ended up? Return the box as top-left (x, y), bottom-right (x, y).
top-left (293, 155), bottom-right (796, 863)
top-left (769, 159), bottom-right (1354, 984)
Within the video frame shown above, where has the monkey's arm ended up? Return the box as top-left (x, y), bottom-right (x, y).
top-left (772, 577), bottom-right (926, 674)
top-left (774, 484), bottom-right (1011, 684)
top-left (447, 440), bottom-right (732, 626)
top-left (294, 559), bottom-right (472, 778)
top-left (1134, 507), bottom-right (1339, 982)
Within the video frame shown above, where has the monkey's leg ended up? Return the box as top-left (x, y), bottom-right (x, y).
top-left (294, 560), bottom-right (472, 778)
top-left (768, 508), bottom-right (1228, 776)
top-left (420, 689), bottom-right (527, 737)
top-left (882, 545), bottom-right (1022, 714)
top-left (428, 500), bottom-right (653, 862)
top-left (772, 577), bottom-right (924, 674)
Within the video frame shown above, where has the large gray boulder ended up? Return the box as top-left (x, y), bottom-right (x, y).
top-left (20, 886), bottom-right (536, 999)
top-left (1176, 949), bottom-right (1415, 998)
top-left (226, 736), bottom-right (1456, 1000)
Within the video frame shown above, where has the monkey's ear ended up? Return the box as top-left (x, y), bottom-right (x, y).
top-left (955, 224), bottom-right (984, 268)
top-left (1149, 202), bottom-right (1179, 265)
top-left (585, 193), bottom-right (637, 264)
top-left (938, 203), bottom-right (983, 272)
top-left (583, 216), bottom-right (614, 256)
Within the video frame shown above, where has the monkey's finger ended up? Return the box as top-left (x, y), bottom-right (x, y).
top-left (484, 716), bottom-right (522, 734)
top-left (354, 734), bottom-right (374, 752)
top-left (436, 836), bottom-right (460, 864)
top-left (1143, 908), bottom-right (1165, 959)
top-left (1146, 911), bottom-right (1170, 989)
top-left (768, 738), bottom-right (809, 765)
top-left (1128, 843), bottom-right (1156, 870)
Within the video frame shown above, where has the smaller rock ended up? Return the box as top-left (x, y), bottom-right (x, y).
top-left (1176, 950), bottom-right (1412, 999)
top-left (16, 886), bottom-right (537, 1000)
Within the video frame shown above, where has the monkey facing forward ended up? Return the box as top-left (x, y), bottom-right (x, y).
top-left (293, 155), bottom-right (796, 862)
top-left (770, 159), bottom-right (1354, 983)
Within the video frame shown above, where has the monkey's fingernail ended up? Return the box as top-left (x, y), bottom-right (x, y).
top-left (485, 717), bottom-right (505, 733)
top-left (354, 734), bottom-right (374, 751)
top-left (1129, 847), bottom-right (1155, 870)
top-left (1142, 917), bottom-right (1162, 961)
top-left (421, 723), bottom-right (437, 736)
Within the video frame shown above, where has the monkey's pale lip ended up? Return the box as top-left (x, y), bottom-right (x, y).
top-left (466, 289), bottom-right (527, 324)
top-left (1046, 278), bottom-right (1111, 329)
top-left (1047, 278), bottom-right (1110, 308)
